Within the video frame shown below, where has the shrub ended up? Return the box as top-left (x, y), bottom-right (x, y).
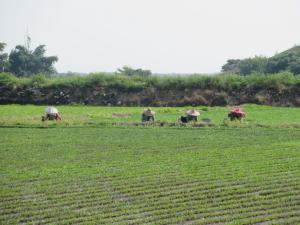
top-left (0, 73), bottom-right (19, 87)
top-left (29, 74), bottom-right (48, 88)
top-left (1, 72), bottom-right (300, 106)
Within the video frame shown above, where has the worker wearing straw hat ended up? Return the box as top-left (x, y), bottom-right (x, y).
top-left (42, 106), bottom-right (62, 121)
top-left (141, 107), bottom-right (155, 122)
top-left (228, 107), bottom-right (245, 121)
top-left (180, 109), bottom-right (200, 123)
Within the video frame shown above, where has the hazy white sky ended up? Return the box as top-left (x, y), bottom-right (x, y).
top-left (1, 0), bottom-right (300, 73)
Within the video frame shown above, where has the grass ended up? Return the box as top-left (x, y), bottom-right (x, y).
top-left (1, 104), bottom-right (300, 224)
top-left (0, 104), bottom-right (300, 128)
top-left (1, 72), bottom-right (300, 91)
top-left (1, 127), bottom-right (300, 224)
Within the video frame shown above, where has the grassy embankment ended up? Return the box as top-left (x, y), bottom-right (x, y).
top-left (1, 72), bottom-right (300, 91)
top-left (1, 72), bottom-right (300, 106)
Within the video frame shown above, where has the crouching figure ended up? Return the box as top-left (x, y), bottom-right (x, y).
top-left (141, 108), bottom-right (155, 122)
top-left (228, 108), bottom-right (245, 121)
top-left (180, 109), bottom-right (200, 123)
top-left (42, 106), bottom-right (62, 121)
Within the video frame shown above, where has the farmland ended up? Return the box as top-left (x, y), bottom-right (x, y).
top-left (1, 105), bottom-right (300, 224)
top-left (1, 104), bottom-right (300, 128)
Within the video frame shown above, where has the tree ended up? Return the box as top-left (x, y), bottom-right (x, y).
top-left (221, 59), bottom-right (241, 74)
top-left (238, 56), bottom-right (268, 75)
top-left (117, 66), bottom-right (151, 76)
top-left (0, 42), bottom-right (9, 72)
top-left (222, 45), bottom-right (300, 75)
top-left (266, 52), bottom-right (300, 75)
top-left (8, 37), bottom-right (58, 77)
top-left (288, 61), bottom-right (300, 75)
top-left (222, 56), bottom-right (268, 75)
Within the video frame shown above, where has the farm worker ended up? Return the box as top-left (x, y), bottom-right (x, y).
top-left (184, 109), bottom-right (200, 122)
top-left (228, 108), bottom-right (246, 121)
top-left (180, 109), bottom-right (200, 123)
top-left (43, 106), bottom-right (62, 121)
top-left (141, 107), bottom-right (155, 122)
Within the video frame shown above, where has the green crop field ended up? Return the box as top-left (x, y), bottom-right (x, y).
top-left (1, 105), bottom-right (300, 224)
top-left (1, 104), bottom-right (300, 128)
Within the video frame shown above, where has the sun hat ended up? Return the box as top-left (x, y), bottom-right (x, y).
top-left (232, 108), bottom-right (242, 112)
top-left (230, 108), bottom-right (245, 116)
top-left (186, 109), bottom-right (200, 116)
top-left (143, 107), bottom-right (155, 116)
top-left (45, 106), bottom-right (58, 114)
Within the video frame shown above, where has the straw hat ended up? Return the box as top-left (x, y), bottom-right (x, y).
top-left (186, 109), bottom-right (200, 116)
top-left (230, 108), bottom-right (244, 113)
top-left (45, 106), bottom-right (58, 114)
top-left (143, 107), bottom-right (155, 116)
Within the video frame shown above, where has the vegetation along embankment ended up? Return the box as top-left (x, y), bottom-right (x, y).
top-left (1, 72), bottom-right (300, 106)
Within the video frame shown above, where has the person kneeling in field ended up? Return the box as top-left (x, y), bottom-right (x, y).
top-left (42, 106), bottom-right (62, 121)
top-left (180, 109), bottom-right (200, 123)
top-left (228, 108), bottom-right (246, 121)
top-left (141, 107), bottom-right (155, 122)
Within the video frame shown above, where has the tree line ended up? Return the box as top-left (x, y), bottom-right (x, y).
top-left (1, 37), bottom-right (299, 77)
top-left (222, 46), bottom-right (300, 75)
top-left (0, 37), bottom-right (152, 78)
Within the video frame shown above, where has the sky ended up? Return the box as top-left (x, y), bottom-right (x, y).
top-left (1, 0), bottom-right (300, 74)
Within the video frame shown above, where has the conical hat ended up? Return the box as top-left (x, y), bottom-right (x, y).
top-left (186, 109), bottom-right (200, 116)
top-left (45, 106), bottom-right (58, 114)
top-left (231, 108), bottom-right (243, 113)
top-left (143, 108), bottom-right (155, 116)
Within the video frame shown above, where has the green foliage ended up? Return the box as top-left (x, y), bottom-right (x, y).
top-left (1, 125), bottom-right (300, 224)
top-left (221, 59), bottom-right (241, 74)
top-left (266, 51), bottom-right (300, 75)
top-left (222, 45), bottom-right (300, 75)
top-left (222, 56), bottom-right (268, 75)
top-left (117, 65), bottom-right (152, 76)
top-left (0, 42), bottom-right (9, 72)
top-left (0, 43), bottom-right (5, 52)
top-left (1, 72), bottom-right (300, 92)
top-left (8, 37), bottom-right (58, 77)
top-left (49, 76), bottom-right (86, 89)
top-left (29, 74), bottom-right (48, 88)
top-left (1, 72), bottom-right (300, 107)
top-left (1, 104), bottom-right (300, 128)
top-left (0, 73), bottom-right (19, 87)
